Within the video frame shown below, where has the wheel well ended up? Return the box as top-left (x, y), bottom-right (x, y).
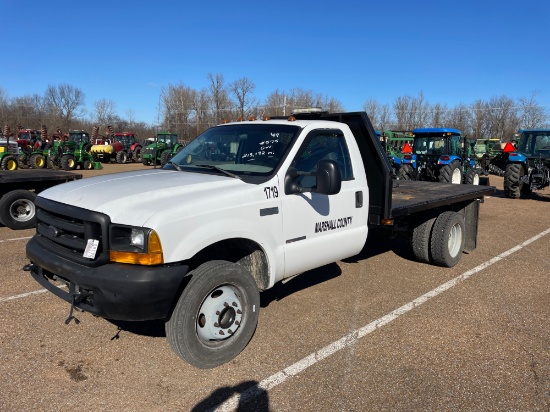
top-left (187, 238), bottom-right (270, 291)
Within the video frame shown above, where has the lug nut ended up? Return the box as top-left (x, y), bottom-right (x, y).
top-left (232, 302), bottom-right (238, 307)
top-left (219, 331), bottom-right (225, 335)
top-left (214, 322), bottom-right (219, 327)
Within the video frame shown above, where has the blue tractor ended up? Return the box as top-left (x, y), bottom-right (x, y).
top-left (503, 129), bottom-right (550, 198)
top-left (397, 128), bottom-right (483, 185)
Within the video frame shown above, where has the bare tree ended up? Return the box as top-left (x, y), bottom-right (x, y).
top-left (447, 103), bottom-right (473, 136)
top-left (44, 84), bottom-right (85, 130)
top-left (518, 91), bottom-right (548, 129)
top-left (229, 77), bottom-right (256, 118)
top-left (393, 95), bottom-right (414, 130)
top-left (161, 83), bottom-right (197, 138)
top-left (430, 102), bottom-right (449, 128)
top-left (485, 95), bottom-right (518, 140)
top-left (207, 73), bottom-right (232, 124)
top-left (192, 88), bottom-right (210, 136)
top-left (93, 98), bottom-right (117, 127)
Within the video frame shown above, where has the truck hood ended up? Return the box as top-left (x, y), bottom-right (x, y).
top-left (38, 169), bottom-right (244, 226)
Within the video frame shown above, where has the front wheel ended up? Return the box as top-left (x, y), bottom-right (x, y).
top-left (439, 160), bottom-right (462, 184)
top-left (116, 150), bottom-right (128, 164)
top-left (1, 155), bottom-right (19, 171)
top-left (166, 260), bottom-right (260, 369)
top-left (61, 154), bottom-right (76, 170)
top-left (464, 168), bottom-right (481, 185)
top-left (0, 189), bottom-right (37, 230)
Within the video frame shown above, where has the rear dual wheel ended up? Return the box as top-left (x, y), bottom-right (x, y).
top-left (410, 211), bottom-right (465, 267)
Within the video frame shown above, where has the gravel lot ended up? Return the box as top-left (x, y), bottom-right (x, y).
top-left (1, 164), bottom-right (549, 411)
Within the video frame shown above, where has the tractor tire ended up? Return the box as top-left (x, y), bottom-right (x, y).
top-left (116, 150), bottom-right (128, 164)
top-left (160, 151), bottom-right (171, 167)
top-left (142, 157), bottom-right (151, 166)
top-left (61, 155), bottom-right (77, 171)
top-left (47, 156), bottom-right (60, 170)
top-left (133, 147), bottom-right (142, 163)
top-left (398, 164), bottom-right (415, 180)
top-left (504, 163), bottom-right (524, 199)
top-left (430, 211), bottom-right (465, 268)
top-left (1, 155), bottom-right (19, 171)
top-left (83, 160), bottom-right (93, 170)
top-left (439, 160), bottom-right (462, 184)
top-left (165, 260), bottom-right (260, 369)
top-left (18, 154), bottom-right (29, 169)
top-left (30, 154), bottom-right (47, 169)
top-left (0, 189), bottom-right (37, 230)
top-left (464, 168), bottom-right (481, 185)
top-left (410, 215), bottom-right (436, 264)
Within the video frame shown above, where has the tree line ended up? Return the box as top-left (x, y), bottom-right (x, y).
top-left (1, 76), bottom-right (548, 143)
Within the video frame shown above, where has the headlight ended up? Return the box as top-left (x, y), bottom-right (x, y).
top-left (109, 225), bottom-right (163, 265)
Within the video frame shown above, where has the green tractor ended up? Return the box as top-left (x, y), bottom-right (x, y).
top-left (141, 132), bottom-right (184, 166)
top-left (50, 130), bottom-right (95, 171)
top-left (0, 126), bottom-right (21, 171)
top-left (379, 130), bottom-right (414, 175)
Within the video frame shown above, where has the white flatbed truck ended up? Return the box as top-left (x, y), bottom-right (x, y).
top-left (24, 111), bottom-right (494, 368)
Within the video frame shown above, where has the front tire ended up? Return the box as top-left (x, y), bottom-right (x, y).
top-left (1, 155), bottom-right (19, 171)
top-left (166, 260), bottom-right (260, 369)
top-left (0, 190), bottom-right (37, 230)
top-left (116, 150), bottom-right (128, 164)
top-left (465, 168), bottom-right (481, 185)
top-left (439, 160), bottom-right (462, 184)
top-left (430, 211), bottom-right (465, 267)
top-left (61, 155), bottom-right (76, 171)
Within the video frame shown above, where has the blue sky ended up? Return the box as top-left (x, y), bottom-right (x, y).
top-left (1, 0), bottom-right (549, 125)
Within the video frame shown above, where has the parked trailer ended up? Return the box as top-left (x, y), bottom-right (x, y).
top-left (0, 169), bottom-right (82, 230)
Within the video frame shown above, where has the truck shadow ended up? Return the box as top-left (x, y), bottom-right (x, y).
top-left (192, 380), bottom-right (270, 412)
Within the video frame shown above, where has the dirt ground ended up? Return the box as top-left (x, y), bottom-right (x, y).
top-left (1, 164), bottom-right (549, 411)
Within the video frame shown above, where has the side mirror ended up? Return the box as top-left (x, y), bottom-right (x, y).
top-left (285, 159), bottom-right (342, 195)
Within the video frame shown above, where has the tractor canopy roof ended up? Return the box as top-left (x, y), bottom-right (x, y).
top-left (413, 128), bottom-right (461, 136)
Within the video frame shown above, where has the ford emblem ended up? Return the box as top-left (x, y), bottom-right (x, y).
top-left (47, 225), bottom-right (60, 237)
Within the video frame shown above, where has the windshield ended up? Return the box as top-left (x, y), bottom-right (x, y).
top-left (156, 134), bottom-right (177, 145)
top-left (518, 131), bottom-right (550, 157)
top-left (413, 137), bottom-right (446, 155)
top-left (69, 132), bottom-right (90, 144)
top-left (167, 123), bottom-right (299, 176)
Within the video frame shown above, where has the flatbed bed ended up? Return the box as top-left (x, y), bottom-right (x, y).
top-left (390, 180), bottom-right (495, 217)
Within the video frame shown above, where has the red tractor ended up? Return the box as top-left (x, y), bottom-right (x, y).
top-left (90, 126), bottom-right (143, 163)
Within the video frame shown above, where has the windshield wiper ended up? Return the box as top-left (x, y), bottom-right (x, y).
top-left (195, 164), bottom-right (241, 179)
top-left (169, 161), bottom-right (182, 171)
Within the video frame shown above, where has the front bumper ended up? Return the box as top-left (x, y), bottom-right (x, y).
top-left (26, 236), bottom-right (188, 321)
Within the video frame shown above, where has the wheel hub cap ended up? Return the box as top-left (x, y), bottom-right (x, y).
top-left (197, 286), bottom-right (243, 341)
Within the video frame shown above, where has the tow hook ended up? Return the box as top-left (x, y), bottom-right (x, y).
top-left (22, 263), bottom-right (36, 272)
top-left (65, 291), bottom-right (91, 325)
